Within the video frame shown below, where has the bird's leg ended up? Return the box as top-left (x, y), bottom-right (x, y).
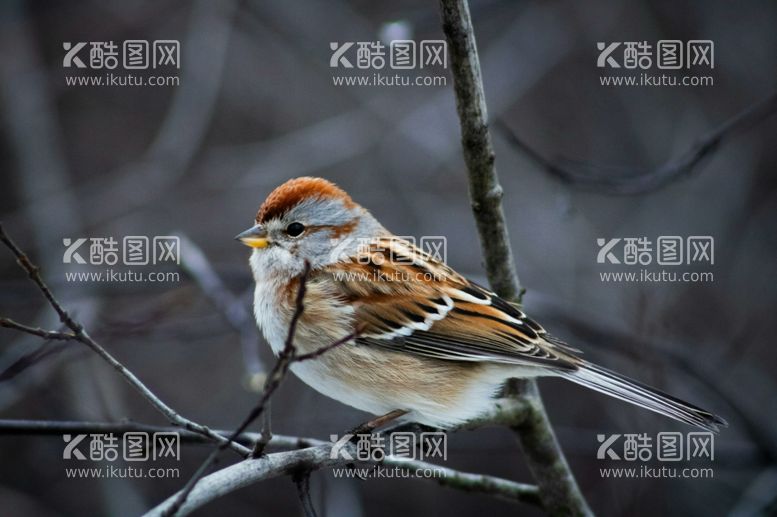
top-left (383, 421), bottom-right (440, 436)
top-left (341, 409), bottom-right (408, 480)
top-left (381, 421), bottom-right (447, 459)
top-left (348, 409), bottom-right (408, 437)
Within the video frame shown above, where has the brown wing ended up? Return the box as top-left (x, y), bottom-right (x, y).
top-left (322, 237), bottom-right (579, 371)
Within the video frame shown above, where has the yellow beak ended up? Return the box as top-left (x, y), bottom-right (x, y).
top-left (235, 224), bottom-right (270, 248)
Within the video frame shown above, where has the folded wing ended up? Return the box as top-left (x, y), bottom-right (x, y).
top-left (323, 236), bottom-right (578, 371)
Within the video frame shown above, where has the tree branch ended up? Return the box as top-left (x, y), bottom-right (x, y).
top-left (0, 318), bottom-right (75, 341)
top-left (438, 0), bottom-right (592, 514)
top-left (438, 2), bottom-right (521, 302)
top-left (497, 90), bottom-right (777, 195)
top-left (162, 262), bottom-right (361, 516)
top-left (0, 394), bottom-right (538, 515)
top-left (0, 403), bottom-right (526, 446)
top-left (178, 233), bottom-right (265, 389)
top-left (0, 224), bottom-right (249, 456)
top-left (1, 225), bottom-right (537, 515)
top-left (146, 438), bottom-right (541, 516)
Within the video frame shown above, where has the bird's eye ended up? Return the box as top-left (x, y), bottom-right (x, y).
top-left (285, 222), bottom-right (305, 237)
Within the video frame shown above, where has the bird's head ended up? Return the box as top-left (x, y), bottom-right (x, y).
top-left (237, 177), bottom-right (385, 279)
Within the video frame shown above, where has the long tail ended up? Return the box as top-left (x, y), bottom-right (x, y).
top-left (559, 361), bottom-right (727, 432)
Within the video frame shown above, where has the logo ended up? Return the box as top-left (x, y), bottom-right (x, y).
top-left (63, 434), bottom-right (88, 460)
top-left (597, 236), bottom-right (714, 265)
top-left (657, 41), bottom-right (683, 69)
top-left (656, 236), bottom-right (683, 265)
top-left (62, 432), bottom-right (180, 462)
top-left (62, 39), bottom-right (181, 87)
top-left (330, 42), bottom-right (354, 68)
top-left (329, 40), bottom-right (447, 88)
top-left (596, 236), bottom-right (714, 283)
top-left (597, 433), bottom-right (622, 459)
top-left (597, 40), bottom-right (714, 69)
top-left (687, 41), bottom-right (714, 67)
top-left (329, 432), bottom-right (447, 462)
top-left (596, 238), bottom-right (621, 264)
top-left (63, 40), bottom-right (180, 69)
top-left (63, 235), bottom-right (180, 266)
top-left (597, 40), bottom-right (714, 88)
top-left (327, 236), bottom-right (448, 272)
top-left (330, 40), bottom-right (446, 70)
top-left (687, 236), bottom-right (714, 264)
top-left (596, 432), bottom-right (714, 462)
top-left (61, 234), bottom-right (181, 283)
top-left (63, 42), bottom-right (88, 68)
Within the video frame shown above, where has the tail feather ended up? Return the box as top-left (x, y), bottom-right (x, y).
top-left (561, 361), bottom-right (727, 432)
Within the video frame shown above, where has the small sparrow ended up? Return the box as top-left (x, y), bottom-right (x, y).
top-left (237, 177), bottom-right (726, 431)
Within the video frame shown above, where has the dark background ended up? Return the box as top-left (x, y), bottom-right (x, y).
top-left (0, 0), bottom-right (775, 516)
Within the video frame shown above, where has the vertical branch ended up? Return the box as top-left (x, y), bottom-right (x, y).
top-left (438, 0), bottom-right (521, 302)
top-left (438, 0), bottom-right (592, 514)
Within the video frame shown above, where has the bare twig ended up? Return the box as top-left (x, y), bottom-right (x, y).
top-left (293, 324), bottom-right (366, 362)
top-left (438, 2), bottom-right (521, 302)
top-left (438, 0), bottom-right (592, 514)
top-left (497, 90), bottom-right (777, 195)
top-left (293, 470), bottom-right (318, 517)
top-left (0, 403), bottom-right (540, 514)
top-left (0, 401), bottom-right (525, 445)
top-left (0, 225), bottom-right (249, 456)
top-left (0, 335), bottom-right (69, 383)
top-left (178, 234), bottom-right (265, 388)
top-left (0, 419), bottom-right (261, 445)
top-left (162, 262), bottom-right (360, 516)
top-left (146, 438), bottom-right (541, 516)
top-left (0, 318), bottom-right (74, 341)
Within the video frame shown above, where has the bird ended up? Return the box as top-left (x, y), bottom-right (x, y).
top-left (236, 176), bottom-right (726, 432)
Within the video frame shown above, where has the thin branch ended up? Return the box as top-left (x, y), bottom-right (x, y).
top-left (247, 327), bottom-right (365, 461)
top-left (438, 2), bottom-right (521, 302)
top-left (178, 233), bottom-right (265, 388)
top-left (497, 90), bottom-right (777, 195)
top-left (0, 224), bottom-right (249, 456)
top-left (0, 419), bottom-right (285, 447)
top-left (163, 262), bottom-right (360, 516)
top-left (0, 318), bottom-right (75, 341)
top-left (0, 396), bottom-right (528, 440)
top-left (292, 470), bottom-right (318, 517)
top-left (438, 0), bottom-right (592, 514)
top-left (0, 406), bottom-right (541, 514)
top-left (293, 325), bottom-right (365, 362)
top-left (146, 440), bottom-right (541, 516)
top-left (0, 338), bottom-right (68, 383)
top-left (392, 457), bottom-right (541, 506)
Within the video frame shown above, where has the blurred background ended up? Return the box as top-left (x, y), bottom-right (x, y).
top-left (0, 0), bottom-right (775, 515)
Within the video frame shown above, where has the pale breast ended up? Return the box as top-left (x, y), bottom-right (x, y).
top-left (253, 273), bottom-right (354, 356)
